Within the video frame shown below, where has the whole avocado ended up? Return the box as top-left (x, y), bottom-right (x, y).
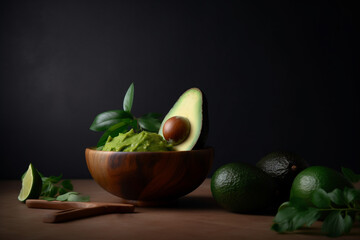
top-left (211, 162), bottom-right (277, 213)
top-left (256, 151), bottom-right (309, 204)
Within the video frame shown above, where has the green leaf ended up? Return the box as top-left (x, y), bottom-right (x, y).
top-left (47, 174), bottom-right (63, 184)
top-left (343, 215), bottom-right (353, 234)
top-left (341, 167), bottom-right (360, 183)
top-left (328, 188), bottom-right (346, 206)
top-left (41, 182), bottom-right (54, 197)
top-left (343, 187), bottom-right (360, 204)
top-left (123, 83), bottom-right (134, 112)
top-left (97, 119), bottom-right (133, 147)
top-left (271, 222), bottom-right (290, 233)
top-left (49, 186), bottom-right (59, 197)
top-left (61, 179), bottom-right (73, 191)
top-left (322, 211), bottom-right (346, 237)
top-left (55, 192), bottom-right (90, 202)
top-left (89, 110), bottom-right (133, 132)
top-left (41, 181), bottom-right (50, 196)
top-left (312, 189), bottom-right (331, 208)
top-left (274, 206), bottom-right (298, 223)
top-left (273, 206), bottom-right (300, 232)
top-left (138, 116), bottom-right (161, 132)
top-left (67, 194), bottom-right (90, 202)
top-left (56, 192), bottom-right (79, 201)
top-left (292, 207), bottom-right (321, 229)
top-left (58, 187), bottom-right (68, 195)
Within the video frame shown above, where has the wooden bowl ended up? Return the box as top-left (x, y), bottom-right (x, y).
top-left (85, 147), bottom-right (213, 206)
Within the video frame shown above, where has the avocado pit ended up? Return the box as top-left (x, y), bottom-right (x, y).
top-left (162, 116), bottom-right (191, 145)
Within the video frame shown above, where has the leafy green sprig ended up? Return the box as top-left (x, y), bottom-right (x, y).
top-left (89, 83), bottom-right (162, 148)
top-left (38, 172), bottom-right (89, 202)
top-left (272, 187), bottom-right (360, 237)
top-left (40, 173), bottom-right (72, 198)
top-left (272, 167), bottom-right (360, 237)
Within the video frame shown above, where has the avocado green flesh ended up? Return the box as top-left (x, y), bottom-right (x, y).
top-left (158, 88), bottom-right (204, 151)
top-left (102, 129), bottom-right (173, 152)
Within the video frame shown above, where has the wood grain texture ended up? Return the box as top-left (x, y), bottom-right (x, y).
top-left (26, 199), bottom-right (134, 211)
top-left (1, 180), bottom-right (359, 239)
top-left (85, 147), bottom-right (213, 206)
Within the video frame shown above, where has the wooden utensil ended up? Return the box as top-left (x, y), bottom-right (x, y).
top-left (26, 199), bottom-right (135, 223)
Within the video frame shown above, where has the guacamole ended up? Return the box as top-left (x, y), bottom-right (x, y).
top-left (102, 129), bottom-right (173, 152)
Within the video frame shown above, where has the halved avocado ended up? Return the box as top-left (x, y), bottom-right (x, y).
top-left (159, 88), bottom-right (208, 151)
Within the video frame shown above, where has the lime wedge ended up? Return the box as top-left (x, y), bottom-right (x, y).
top-left (18, 163), bottom-right (42, 202)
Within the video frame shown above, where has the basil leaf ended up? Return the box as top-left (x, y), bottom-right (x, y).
top-left (123, 83), bottom-right (134, 112)
top-left (341, 167), bottom-right (360, 183)
top-left (271, 222), bottom-right (290, 233)
top-left (273, 206), bottom-right (298, 223)
top-left (292, 207), bottom-right (320, 229)
top-left (58, 187), bottom-right (68, 195)
top-left (47, 174), bottom-right (63, 184)
top-left (42, 182), bottom-right (54, 197)
top-left (138, 116), bottom-right (161, 132)
top-left (273, 206), bottom-right (300, 232)
top-left (343, 187), bottom-right (360, 204)
top-left (328, 188), bottom-right (346, 206)
top-left (67, 194), bottom-right (90, 202)
top-left (56, 192), bottom-right (78, 201)
top-left (343, 215), bottom-right (353, 234)
top-left (61, 179), bottom-right (73, 191)
top-left (97, 119), bottom-right (133, 147)
top-left (312, 189), bottom-right (331, 208)
top-left (41, 181), bottom-right (50, 196)
top-left (89, 110), bottom-right (133, 132)
top-left (322, 211), bottom-right (346, 237)
top-left (49, 186), bottom-right (59, 197)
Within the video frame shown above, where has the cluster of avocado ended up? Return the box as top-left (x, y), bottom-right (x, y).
top-left (211, 151), bottom-right (309, 213)
top-left (158, 88), bottom-right (208, 151)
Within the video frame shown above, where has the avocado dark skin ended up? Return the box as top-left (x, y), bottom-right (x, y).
top-left (256, 151), bottom-right (309, 206)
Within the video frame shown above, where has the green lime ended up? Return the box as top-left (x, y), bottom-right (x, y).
top-left (211, 162), bottom-right (276, 213)
top-left (290, 166), bottom-right (353, 206)
top-left (18, 163), bottom-right (42, 202)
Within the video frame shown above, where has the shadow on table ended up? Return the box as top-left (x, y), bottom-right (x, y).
top-left (151, 196), bottom-right (279, 215)
top-left (156, 195), bottom-right (220, 210)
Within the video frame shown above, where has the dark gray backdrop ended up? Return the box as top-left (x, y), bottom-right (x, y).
top-left (1, 0), bottom-right (358, 179)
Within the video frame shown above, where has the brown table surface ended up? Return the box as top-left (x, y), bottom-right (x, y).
top-left (0, 179), bottom-right (359, 240)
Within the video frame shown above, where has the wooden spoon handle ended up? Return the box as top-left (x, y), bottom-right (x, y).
top-left (26, 199), bottom-right (89, 209)
top-left (26, 199), bottom-right (135, 211)
top-left (43, 207), bottom-right (108, 223)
